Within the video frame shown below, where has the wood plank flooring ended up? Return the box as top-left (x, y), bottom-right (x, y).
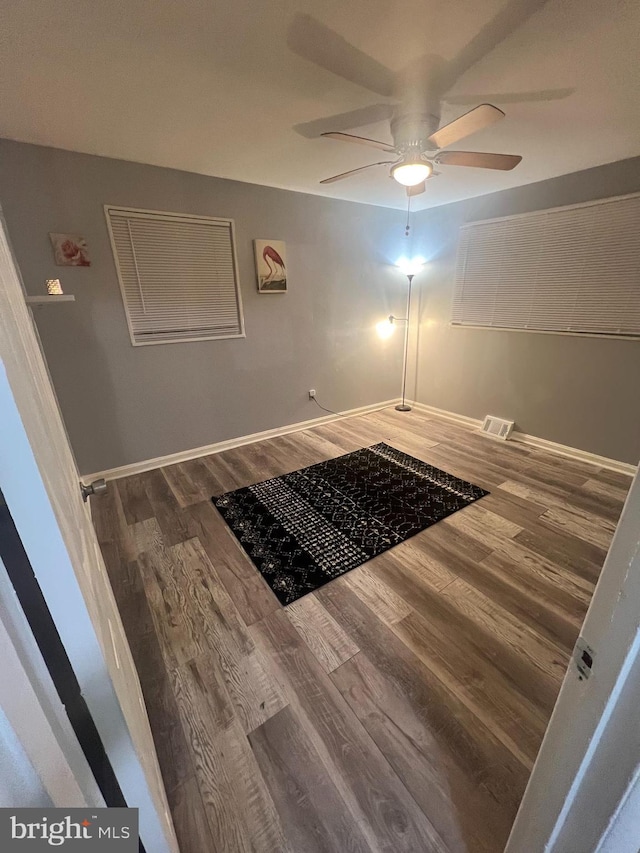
top-left (93, 408), bottom-right (632, 852)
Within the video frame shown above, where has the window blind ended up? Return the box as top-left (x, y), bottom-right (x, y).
top-left (105, 206), bottom-right (244, 345)
top-left (452, 192), bottom-right (640, 337)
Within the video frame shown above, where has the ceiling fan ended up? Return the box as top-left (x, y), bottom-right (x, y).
top-left (318, 103), bottom-right (522, 196)
top-left (287, 2), bottom-right (568, 196)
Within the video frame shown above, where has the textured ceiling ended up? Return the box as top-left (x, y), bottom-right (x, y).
top-left (1, 0), bottom-right (639, 209)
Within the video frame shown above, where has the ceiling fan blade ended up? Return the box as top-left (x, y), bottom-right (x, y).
top-left (436, 151), bottom-right (522, 170)
top-left (445, 87), bottom-right (574, 105)
top-left (320, 161), bottom-right (395, 184)
top-left (321, 132), bottom-right (396, 153)
top-left (406, 182), bottom-right (426, 197)
top-left (294, 103), bottom-right (396, 138)
top-left (287, 14), bottom-right (396, 97)
top-left (437, 0), bottom-right (551, 93)
top-left (428, 104), bottom-right (504, 149)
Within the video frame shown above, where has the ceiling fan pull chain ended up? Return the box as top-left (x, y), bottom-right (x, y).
top-left (405, 194), bottom-right (412, 237)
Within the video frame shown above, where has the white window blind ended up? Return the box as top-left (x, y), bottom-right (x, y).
top-left (452, 192), bottom-right (640, 337)
top-left (105, 206), bottom-right (244, 346)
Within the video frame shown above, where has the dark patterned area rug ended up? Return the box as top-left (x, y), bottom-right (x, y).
top-left (212, 442), bottom-right (488, 605)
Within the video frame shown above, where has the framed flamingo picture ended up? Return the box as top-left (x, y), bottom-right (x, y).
top-left (254, 239), bottom-right (287, 293)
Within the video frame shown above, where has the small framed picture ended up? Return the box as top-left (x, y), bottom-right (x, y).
top-left (49, 233), bottom-right (91, 267)
top-left (254, 240), bottom-right (287, 293)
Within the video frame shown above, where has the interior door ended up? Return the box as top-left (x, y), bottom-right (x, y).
top-left (506, 466), bottom-right (640, 851)
top-left (0, 211), bottom-right (178, 852)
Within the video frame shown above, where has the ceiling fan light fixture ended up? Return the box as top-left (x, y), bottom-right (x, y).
top-left (391, 159), bottom-right (433, 187)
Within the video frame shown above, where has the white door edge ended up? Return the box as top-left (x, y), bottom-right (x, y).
top-left (0, 211), bottom-right (178, 852)
top-left (506, 467), bottom-right (640, 852)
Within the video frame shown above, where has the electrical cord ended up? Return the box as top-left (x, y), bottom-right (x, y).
top-left (311, 395), bottom-right (342, 417)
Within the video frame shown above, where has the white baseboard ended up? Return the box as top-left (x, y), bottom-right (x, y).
top-left (85, 399), bottom-right (400, 482)
top-left (408, 402), bottom-right (482, 430)
top-left (508, 432), bottom-right (636, 476)
top-left (87, 396), bottom-right (637, 482)
top-left (409, 401), bottom-right (637, 477)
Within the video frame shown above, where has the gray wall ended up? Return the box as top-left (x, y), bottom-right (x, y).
top-left (0, 140), bottom-right (408, 474)
top-left (2, 139), bottom-right (638, 470)
top-left (410, 157), bottom-right (640, 465)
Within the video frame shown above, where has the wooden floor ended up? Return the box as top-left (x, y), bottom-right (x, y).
top-left (93, 408), bottom-right (631, 853)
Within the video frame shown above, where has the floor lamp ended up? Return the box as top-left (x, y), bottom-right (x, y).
top-left (387, 258), bottom-right (424, 412)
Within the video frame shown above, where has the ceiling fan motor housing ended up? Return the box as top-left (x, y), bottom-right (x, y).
top-left (391, 112), bottom-right (440, 153)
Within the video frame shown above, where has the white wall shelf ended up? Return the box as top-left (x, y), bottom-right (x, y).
top-left (25, 295), bottom-right (76, 305)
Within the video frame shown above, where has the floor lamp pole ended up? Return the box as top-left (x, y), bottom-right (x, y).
top-left (395, 273), bottom-right (414, 412)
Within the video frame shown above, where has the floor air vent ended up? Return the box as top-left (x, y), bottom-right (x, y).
top-left (481, 415), bottom-right (514, 440)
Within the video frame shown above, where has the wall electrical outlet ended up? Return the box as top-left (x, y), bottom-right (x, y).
top-left (308, 389), bottom-right (316, 399)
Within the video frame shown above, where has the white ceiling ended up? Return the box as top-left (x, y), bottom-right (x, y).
top-left (1, 0), bottom-right (639, 210)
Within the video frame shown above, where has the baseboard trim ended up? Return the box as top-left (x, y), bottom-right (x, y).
top-left (408, 401), bottom-right (637, 477)
top-left (508, 432), bottom-right (636, 476)
top-left (408, 402), bottom-right (482, 430)
top-left (87, 397), bottom-right (637, 482)
top-left (85, 399), bottom-right (400, 482)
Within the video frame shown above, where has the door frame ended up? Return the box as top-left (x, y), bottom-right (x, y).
top-left (0, 487), bottom-right (127, 809)
top-left (0, 548), bottom-right (103, 809)
top-left (0, 212), bottom-right (178, 852)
